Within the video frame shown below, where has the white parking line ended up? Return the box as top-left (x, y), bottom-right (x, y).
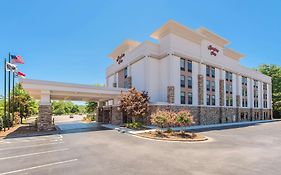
top-left (0, 142), bottom-right (63, 151)
top-left (0, 138), bottom-right (63, 144)
top-left (0, 159), bottom-right (78, 175)
top-left (0, 148), bottom-right (69, 161)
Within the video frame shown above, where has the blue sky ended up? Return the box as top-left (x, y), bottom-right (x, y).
top-left (0, 0), bottom-right (280, 96)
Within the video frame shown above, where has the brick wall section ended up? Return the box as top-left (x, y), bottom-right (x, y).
top-left (198, 74), bottom-right (204, 105)
top-left (38, 105), bottom-right (53, 131)
top-left (219, 80), bottom-right (225, 106)
top-left (167, 86), bottom-right (175, 103)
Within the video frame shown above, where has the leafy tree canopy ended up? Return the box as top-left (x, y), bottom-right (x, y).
top-left (258, 64), bottom-right (281, 118)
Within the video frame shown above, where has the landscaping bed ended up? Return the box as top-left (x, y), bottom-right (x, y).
top-left (137, 130), bottom-right (207, 142)
top-left (1, 124), bottom-right (57, 138)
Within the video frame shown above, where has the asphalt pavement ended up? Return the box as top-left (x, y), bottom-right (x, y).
top-left (0, 118), bottom-right (281, 175)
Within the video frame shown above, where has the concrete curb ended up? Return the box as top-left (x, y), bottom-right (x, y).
top-left (102, 119), bottom-right (281, 135)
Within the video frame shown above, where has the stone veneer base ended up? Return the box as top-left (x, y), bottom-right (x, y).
top-left (38, 105), bottom-right (54, 131)
top-left (99, 104), bottom-right (273, 126)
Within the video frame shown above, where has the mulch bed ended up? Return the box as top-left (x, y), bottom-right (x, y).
top-left (0, 124), bottom-right (57, 138)
top-left (137, 131), bottom-right (208, 142)
top-left (0, 125), bottom-right (21, 138)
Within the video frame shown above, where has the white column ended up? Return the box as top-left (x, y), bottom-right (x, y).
top-left (258, 81), bottom-right (262, 108)
top-left (40, 90), bottom-right (51, 105)
top-left (232, 73), bottom-right (237, 107)
top-left (237, 75), bottom-right (242, 107)
top-left (248, 78), bottom-right (253, 108)
top-left (192, 61), bottom-right (199, 105)
top-left (215, 68), bottom-right (220, 106)
top-left (268, 83), bottom-right (272, 109)
top-left (200, 63), bottom-right (206, 105)
top-left (222, 70), bottom-right (226, 106)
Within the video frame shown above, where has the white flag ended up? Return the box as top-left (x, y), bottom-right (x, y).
top-left (6, 62), bottom-right (17, 72)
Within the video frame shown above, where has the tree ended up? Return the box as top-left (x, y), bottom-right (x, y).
top-left (11, 83), bottom-right (39, 123)
top-left (71, 104), bottom-right (79, 114)
top-left (52, 101), bottom-right (83, 115)
top-left (258, 64), bottom-right (281, 118)
top-left (120, 87), bottom-right (150, 122)
top-left (85, 102), bottom-right (97, 114)
top-left (52, 101), bottom-right (66, 115)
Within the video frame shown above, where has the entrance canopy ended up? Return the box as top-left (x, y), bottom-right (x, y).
top-left (20, 79), bottom-right (127, 104)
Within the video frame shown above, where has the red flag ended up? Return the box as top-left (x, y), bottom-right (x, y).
top-left (11, 55), bottom-right (24, 64)
top-left (17, 71), bottom-right (26, 78)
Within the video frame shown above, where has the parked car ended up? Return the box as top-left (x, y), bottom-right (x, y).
top-left (69, 115), bottom-right (74, 118)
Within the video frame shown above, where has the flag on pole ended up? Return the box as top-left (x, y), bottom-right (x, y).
top-left (16, 71), bottom-right (26, 78)
top-left (6, 62), bottom-right (17, 72)
top-left (11, 55), bottom-right (24, 64)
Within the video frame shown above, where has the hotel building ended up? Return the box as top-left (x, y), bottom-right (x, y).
top-left (103, 20), bottom-right (272, 125)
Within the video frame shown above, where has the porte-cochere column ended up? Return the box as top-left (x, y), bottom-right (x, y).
top-left (38, 90), bottom-right (53, 131)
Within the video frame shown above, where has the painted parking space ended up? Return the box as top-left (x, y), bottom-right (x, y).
top-left (0, 134), bottom-right (78, 175)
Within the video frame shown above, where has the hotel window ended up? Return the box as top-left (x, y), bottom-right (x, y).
top-left (229, 85), bottom-right (232, 94)
top-left (180, 75), bottom-right (185, 88)
top-left (206, 80), bottom-right (210, 91)
top-left (206, 66), bottom-right (210, 77)
top-left (211, 81), bottom-right (215, 92)
top-left (254, 100), bottom-right (258, 108)
top-left (242, 88), bottom-right (247, 96)
top-left (226, 84), bottom-right (229, 94)
top-left (207, 94), bottom-right (210, 105)
top-left (181, 92), bottom-right (186, 104)
top-left (187, 60), bottom-right (192, 72)
top-left (211, 95), bottom-right (215, 106)
top-left (211, 67), bottom-right (215, 78)
top-left (264, 101), bottom-right (267, 108)
top-left (225, 71), bottom-right (229, 81)
top-left (242, 99), bottom-right (248, 107)
top-left (180, 58), bottom-right (185, 71)
top-left (253, 80), bottom-right (259, 108)
top-left (242, 76), bottom-right (247, 85)
top-left (124, 67), bottom-right (128, 78)
top-left (225, 71), bottom-right (233, 82)
top-left (226, 96), bottom-right (229, 106)
top-left (187, 76), bottom-right (192, 88)
top-left (188, 92), bottom-right (192, 105)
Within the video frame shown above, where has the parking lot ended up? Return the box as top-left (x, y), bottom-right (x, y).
top-left (0, 120), bottom-right (281, 175)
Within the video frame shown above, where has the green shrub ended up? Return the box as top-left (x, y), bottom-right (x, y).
top-left (83, 114), bottom-right (95, 121)
top-left (125, 122), bottom-right (143, 129)
top-left (176, 110), bottom-right (194, 133)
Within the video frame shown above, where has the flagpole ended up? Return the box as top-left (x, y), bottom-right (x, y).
top-left (3, 58), bottom-right (7, 132)
top-left (8, 53), bottom-right (11, 130)
top-left (12, 72), bottom-right (15, 127)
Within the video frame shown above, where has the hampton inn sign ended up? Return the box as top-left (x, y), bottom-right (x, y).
top-left (208, 45), bottom-right (219, 56)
